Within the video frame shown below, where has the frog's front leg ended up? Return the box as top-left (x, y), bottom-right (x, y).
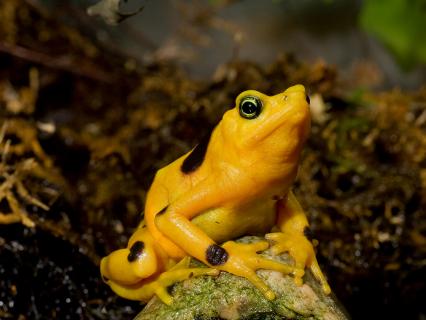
top-left (155, 180), bottom-right (294, 300)
top-left (266, 191), bottom-right (331, 294)
top-left (219, 240), bottom-right (294, 299)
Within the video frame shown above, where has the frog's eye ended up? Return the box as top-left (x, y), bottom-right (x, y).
top-left (239, 96), bottom-right (262, 119)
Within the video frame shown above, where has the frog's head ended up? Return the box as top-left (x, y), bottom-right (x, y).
top-left (221, 85), bottom-right (310, 164)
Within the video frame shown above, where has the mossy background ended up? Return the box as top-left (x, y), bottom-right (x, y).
top-left (0, 1), bottom-right (425, 319)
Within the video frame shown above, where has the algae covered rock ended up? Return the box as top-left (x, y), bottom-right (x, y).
top-left (135, 237), bottom-right (349, 320)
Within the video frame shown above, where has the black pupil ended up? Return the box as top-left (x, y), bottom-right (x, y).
top-left (243, 101), bottom-right (257, 114)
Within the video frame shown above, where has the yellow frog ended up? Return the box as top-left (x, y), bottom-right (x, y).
top-left (100, 85), bottom-right (331, 304)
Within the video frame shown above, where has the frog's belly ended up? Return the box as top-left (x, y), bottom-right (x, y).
top-left (191, 199), bottom-right (276, 244)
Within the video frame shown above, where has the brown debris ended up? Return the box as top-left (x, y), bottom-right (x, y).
top-left (0, 120), bottom-right (64, 227)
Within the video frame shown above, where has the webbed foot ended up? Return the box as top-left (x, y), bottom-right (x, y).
top-left (265, 232), bottom-right (331, 294)
top-left (218, 241), bottom-right (294, 300)
top-left (108, 256), bottom-right (219, 304)
top-left (144, 257), bottom-right (219, 305)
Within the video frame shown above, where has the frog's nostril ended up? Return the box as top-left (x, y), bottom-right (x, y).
top-left (306, 95), bottom-right (310, 104)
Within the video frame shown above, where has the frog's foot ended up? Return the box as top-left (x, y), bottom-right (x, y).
top-left (265, 232), bottom-right (331, 294)
top-left (108, 256), bottom-right (219, 304)
top-left (145, 257), bottom-right (219, 305)
top-left (219, 241), bottom-right (294, 300)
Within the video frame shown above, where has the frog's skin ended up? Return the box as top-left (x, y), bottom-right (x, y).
top-left (100, 85), bottom-right (331, 305)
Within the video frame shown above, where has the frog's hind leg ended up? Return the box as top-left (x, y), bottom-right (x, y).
top-left (101, 227), bottom-right (161, 286)
top-left (140, 257), bottom-right (219, 304)
top-left (108, 257), bottom-right (219, 304)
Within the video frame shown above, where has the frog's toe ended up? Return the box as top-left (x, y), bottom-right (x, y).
top-left (222, 240), bottom-right (293, 274)
top-left (265, 232), bottom-right (283, 242)
top-left (265, 232), bottom-right (296, 255)
top-left (221, 240), bottom-right (267, 253)
top-left (255, 256), bottom-right (294, 275)
top-left (266, 232), bottom-right (310, 263)
top-left (242, 270), bottom-right (276, 300)
top-left (151, 266), bottom-right (220, 305)
top-left (218, 241), bottom-right (296, 300)
top-left (310, 257), bottom-right (332, 294)
top-left (242, 240), bottom-right (270, 252)
top-left (292, 268), bottom-right (305, 286)
top-left (222, 240), bottom-right (270, 253)
top-left (105, 262), bottom-right (218, 304)
top-left (266, 232), bottom-right (331, 294)
top-left (154, 286), bottom-right (173, 305)
top-left (269, 243), bottom-right (288, 256)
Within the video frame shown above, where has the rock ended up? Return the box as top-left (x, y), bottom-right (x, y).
top-left (134, 237), bottom-right (349, 320)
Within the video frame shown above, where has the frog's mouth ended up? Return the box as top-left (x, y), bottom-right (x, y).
top-left (254, 94), bottom-right (310, 144)
top-left (306, 94), bottom-right (311, 104)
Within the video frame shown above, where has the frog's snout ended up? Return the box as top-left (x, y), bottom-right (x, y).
top-left (281, 85), bottom-right (309, 106)
top-left (283, 84), bottom-right (305, 94)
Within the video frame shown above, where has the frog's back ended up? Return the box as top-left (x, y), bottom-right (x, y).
top-left (145, 154), bottom-right (189, 217)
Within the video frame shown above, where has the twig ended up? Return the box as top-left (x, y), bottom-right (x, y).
top-left (0, 42), bottom-right (114, 83)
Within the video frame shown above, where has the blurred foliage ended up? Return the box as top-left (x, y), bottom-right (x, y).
top-left (360, 0), bottom-right (426, 69)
